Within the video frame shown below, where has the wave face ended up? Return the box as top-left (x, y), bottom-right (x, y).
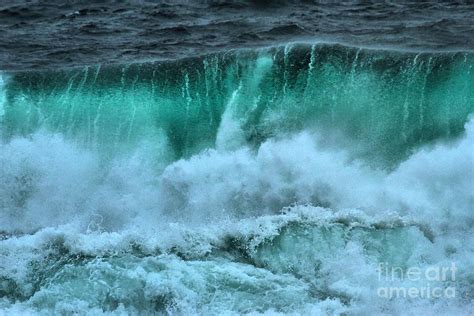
top-left (1, 44), bottom-right (474, 315)
top-left (3, 44), bottom-right (473, 166)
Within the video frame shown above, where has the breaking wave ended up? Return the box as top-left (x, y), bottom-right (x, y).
top-left (0, 43), bottom-right (473, 315)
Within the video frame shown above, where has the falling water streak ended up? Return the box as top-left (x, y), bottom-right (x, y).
top-left (305, 45), bottom-right (317, 88)
top-left (349, 48), bottom-right (362, 126)
top-left (282, 43), bottom-right (293, 109)
top-left (93, 65), bottom-right (101, 85)
top-left (349, 48), bottom-right (361, 82)
top-left (203, 59), bottom-right (213, 127)
top-left (58, 72), bottom-right (80, 134)
top-left (183, 72), bottom-right (192, 156)
top-left (151, 68), bottom-right (159, 120)
top-left (460, 53), bottom-right (473, 137)
top-left (127, 71), bottom-right (140, 143)
top-left (120, 65), bottom-right (127, 88)
top-left (0, 73), bottom-right (7, 134)
top-left (418, 57), bottom-right (433, 141)
top-left (302, 44), bottom-right (318, 118)
top-left (92, 100), bottom-right (102, 151)
top-left (67, 66), bottom-right (89, 138)
top-left (213, 57), bottom-right (222, 127)
top-left (401, 58), bottom-right (419, 141)
top-left (114, 66), bottom-right (128, 149)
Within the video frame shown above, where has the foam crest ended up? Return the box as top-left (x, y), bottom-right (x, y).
top-left (1, 118), bottom-right (472, 234)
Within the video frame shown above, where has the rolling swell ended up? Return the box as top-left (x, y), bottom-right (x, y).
top-left (2, 43), bottom-right (473, 165)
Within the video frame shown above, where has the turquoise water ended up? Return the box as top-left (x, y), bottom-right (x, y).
top-left (3, 44), bottom-right (472, 164)
top-left (0, 43), bottom-right (473, 315)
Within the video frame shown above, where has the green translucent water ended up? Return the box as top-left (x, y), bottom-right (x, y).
top-left (2, 44), bottom-right (473, 165)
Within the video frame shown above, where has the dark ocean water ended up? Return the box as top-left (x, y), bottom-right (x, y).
top-left (1, 0), bottom-right (473, 71)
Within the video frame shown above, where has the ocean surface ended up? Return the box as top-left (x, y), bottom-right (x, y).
top-left (1, 1), bottom-right (473, 315)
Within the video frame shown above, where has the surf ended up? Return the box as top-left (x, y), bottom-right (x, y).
top-left (0, 43), bottom-right (473, 315)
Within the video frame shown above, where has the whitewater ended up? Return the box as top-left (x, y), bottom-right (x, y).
top-left (0, 43), bottom-right (473, 315)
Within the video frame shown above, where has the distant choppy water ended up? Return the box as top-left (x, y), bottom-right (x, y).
top-left (1, 0), bottom-right (474, 71)
top-left (1, 1), bottom-right (474, 316)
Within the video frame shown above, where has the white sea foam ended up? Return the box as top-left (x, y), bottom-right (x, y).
top-left (0, 116), bottom-right (473, 314)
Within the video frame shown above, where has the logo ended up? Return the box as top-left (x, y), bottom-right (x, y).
top-left (376, 262), bottom-right (457, 299)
